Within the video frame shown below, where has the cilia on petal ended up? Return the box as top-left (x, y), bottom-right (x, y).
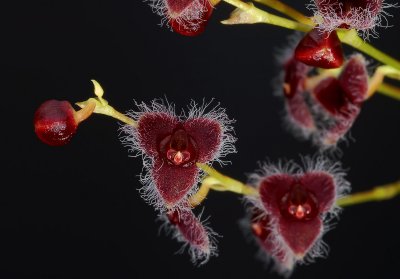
top-left (160, 207), bottom-right (218, 265)
top-left (276, 33), bottom-right (369, 149)
top-left (308, 0), bottom-right (397, 39)
top-left (119, 99), bottom-right (236, 211)
top-left (145, 0), bottom-right (216, 36)
top-left (243, 156), bottom-right (350, 276)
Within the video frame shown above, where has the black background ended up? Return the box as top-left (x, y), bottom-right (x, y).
top-left (2, 1), bottom-right (400, 278)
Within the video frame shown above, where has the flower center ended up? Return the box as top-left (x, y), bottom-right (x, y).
top-left (279, 184), bottom-right (319, 221)
top-left (159, 127), bottom-right (198, 167)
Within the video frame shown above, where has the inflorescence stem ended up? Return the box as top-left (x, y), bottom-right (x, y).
top-left (378, 82), bottom-right (400, 101)
top-left (194, 164), bottom-right (400, 208)
top-left (75, 80), bottom-right (137, 127)
top-left (253, 0), bottom-right (313, 25)
top-left (221, 0), bottom-right (400, 99)
top-left (221, 0), bottom-right (311, 32)
top-left (337, 180), bottom-right (400, 207)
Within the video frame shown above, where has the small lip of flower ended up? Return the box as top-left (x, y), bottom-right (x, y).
top-left (119, 99), bottom-right (236, 212)
top-left (160, 208), bottom-right (218, 265)
top-left (146, 0), bottom-right (214, 36)
top-left (308, 0), bottom-right (397, 39)
top-left (244, 156), bottom-right (350, 275)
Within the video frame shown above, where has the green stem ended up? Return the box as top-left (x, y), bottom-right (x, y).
top-left (222, 0), bottom-right (400, 71)
top-left (253, 0), bottom-right (313, 25)
top-left (377, 82), bottom-right (400, 101)
top-left (75, 80), bottom-right (137, 127)
top-left (197, 164), bottom-right (400, 208)
top-left (196, 163), bottom-right (258, 195)
top-left (222, 0), bottom-right (312, 32)
top-left (337, 181), bottom-right (400, 207)
top-left (338, 29), bottom-right (400, 70)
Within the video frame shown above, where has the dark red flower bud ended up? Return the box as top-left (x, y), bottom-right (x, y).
top-left (168, 0), bottom-right (214, 36)
top-left (295, 28), bottom-right (344, 69)
top-left (34, 100), bottom-right (78, 146)
top-left (147, 0), bottom-right (214, 36)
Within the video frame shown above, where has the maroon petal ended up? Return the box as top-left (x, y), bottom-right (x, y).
top-left (320, 105), bottom-right (361, 145)
top-left (152, 159), bottom-right (198, 208)
top-left (259, 174), bottom-right (296, 216)
top-left (314, 0), bottom-right (384, 31)
top-left (300, 172), bottom-right (336, 213)
top-left (283, 56), bottom-right (310, 99)
top-left (339, 54), bottom-right (368, 104)
top-left (295, 28), bottom-right (344, 69)
top-left (250, 209), bottom-right (295, 272)
top-left (166, 208), bottom-right (214, 264)
top-left (168, 0), bottom-right (214, 36)
top-left (167, 209), bottom-right (211, 251)
top-left (286, 93), bottom-right (315, 130)
top-left (278, 217), bottom-right (322, 258)
top-left (313, 77), bottom-right (349, 116)
top-left (283, 56), bottom-right (315, 130)
top-left (166, 0), bottom-right (198, 15)
top-left (137, 112), bottom-right (179, 157)
top-left (183, 118), bottom-right (221, 162)
top-left (315, 0), bottom-right (382, 19)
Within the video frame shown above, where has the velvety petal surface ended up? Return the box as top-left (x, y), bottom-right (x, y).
top-left (300, 172), bottom-right (336, 212)
top-left (259, 174), bottom-right (296, 215)
top-left (339, 54), bottom-right (368, 104)
top-left (316, 0), bottom-right (382, 18)
top-left (251, 210), bottom-right (295, 272)
top-left (320, 105), bottom-right (361, 145)
top-left (166, 0), bottom-right (198, 16)
top-left (283, 57), bottom-right (310, 99)
top-left (137, 112), bottom-right (178, 157)
top-left (152, 159), bottom-right (198, 208)
top-left (313, 77), bottom-right (349, 116)
top-left (287, 94), bottom-right (315, 130)
top-left (167, 208), bottom-right (210, 251)
top-left (168, 0), bottom-right (213, 36)
top-left (278, 217), bottom-right (322, 258)
top-left (283, 57), bottom-right (315, 130)
top-left (184, 117), bottom-right (222, 162)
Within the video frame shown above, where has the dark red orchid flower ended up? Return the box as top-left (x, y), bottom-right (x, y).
top-left (309, 0), bottom-right (394, 38)
top-left (120, 99), bottom-right (236, 211)
top-left (312, 54), bottom-right (368, 146)
top-left (244, 157), bottom-right (350, 275)
top-left (146, 0), bottom-right (215, 36)
top-left (280, 52), bottom-right (368, 148)
top-left (161, 208), bottom-right (217, 265)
